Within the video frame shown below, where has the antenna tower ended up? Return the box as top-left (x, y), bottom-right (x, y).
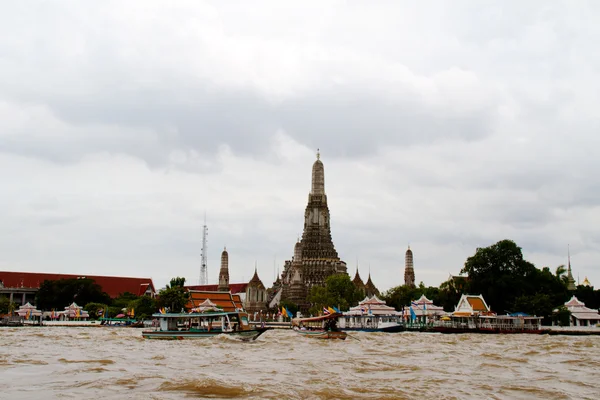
top-left (199, 215), bottom-right (208, 285)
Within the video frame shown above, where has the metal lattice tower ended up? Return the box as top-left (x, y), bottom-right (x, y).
top-left (199, 217), bottom-right (208, 285)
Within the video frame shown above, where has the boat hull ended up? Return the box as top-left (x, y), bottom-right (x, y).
top-left (430, 327), bottom-right (543, 334)
top-left (294, 329), bottom-right (347, 340)
top-left (141, 327), bottom-right (271, 341)
top-left (342, 324), bottom-right (404, 333)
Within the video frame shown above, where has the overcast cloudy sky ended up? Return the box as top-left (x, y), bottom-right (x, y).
top-left (1, 1), bottom-right (599, 292)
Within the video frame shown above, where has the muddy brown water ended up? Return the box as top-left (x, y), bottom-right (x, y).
top-left (1, 327), bottom-right (598, 399)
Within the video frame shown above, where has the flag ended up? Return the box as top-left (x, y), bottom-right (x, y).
top-left (130, 308), bottom-right (135, 318)
top-left (333, 306), bottom-right (341, 314)
top-left (286, 307), bottom-right (293, 318)
top-left (410, 306), bottom-right (416, 321)
top-left (360, 305), bottom-right (366, 314)
top-left (281, 307), bottom-right (287, 318)
top-left (368, 305), bottom-right (373, 315)
top-left (323, 307), bottom-right (330, 315)
top-left (26, 310), bottom-right (31, 320)
top-left (97, 309), bottom-right (103, 316)
top-left (328, 306), bottom-right (336, 315)
top-left (411, 301), bottom-right (419, 308)
top-left (75, 308), bottom-right (81, 318)
top-left (423, 303), bottom-right (427, 311)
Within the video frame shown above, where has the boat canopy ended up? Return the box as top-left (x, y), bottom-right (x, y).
top-left (291, 313), bottom-right (342, 326)
top-left (151, 311), bottom-right (244, 318)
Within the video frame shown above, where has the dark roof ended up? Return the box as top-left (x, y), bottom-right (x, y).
top-left (0, 271), bottom-right (155, 298)
top-left (185, 283), bottom-right (247, 294)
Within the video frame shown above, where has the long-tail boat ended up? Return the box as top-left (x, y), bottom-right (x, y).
top-left (142, 310), bottom-right (271, 341)
top-left (292, 313), bottom-right (348, 340)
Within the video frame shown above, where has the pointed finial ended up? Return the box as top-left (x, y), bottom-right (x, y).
top-left (316, 148), bottom-right (320, 160)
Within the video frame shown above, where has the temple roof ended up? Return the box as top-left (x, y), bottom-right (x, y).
top-left (249, 267), bottom-right (263, 285)
top-left (582, 276), bottom-right (591, 286)
top-left (346, 295), bottom-right (400, 316)
top-left (564, 295), bottom-right (585, 307)
top-left (0, 271), bottom-right (155, 298)
top-left (352, 268), bottom-right (364, 286)
top-left (187, 290), bottom-right (244, 312)
top-left (453, 294), bottom-right (492, 316)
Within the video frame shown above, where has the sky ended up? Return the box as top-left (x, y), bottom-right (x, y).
top-left (1, 1), bottom-right (599, 292)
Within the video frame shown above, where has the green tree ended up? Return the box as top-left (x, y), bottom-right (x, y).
top-left (84, 302), bottom-right (109, 319)
top-left (308, 274), bottom-right (363, 315)
top-left (112, 292), bottom-right (139, 310)
top-left (36, 278), bottom-right (111, 311)
top-left (157, 278), bottom-right (189, 313)
top-left (169, 277), bottom-right (186, 288)
top-left (552, 305), bottom-right (571, 326)
top-left (382, 284), bottom-right (446, 312)
top-left (460, 240), bottom-right (538, 314)
top-left (128, 295), bottom-right (157, 320)
top-left (555, 265), bottom-right (569, 286)
top-left (0, 296), bottom-right (17, 314)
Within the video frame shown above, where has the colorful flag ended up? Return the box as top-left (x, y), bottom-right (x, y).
top-left (360, 305), bottom-right (366, 314)
top-left (281, 307), bottom-right (287, 318)
top-left (130, 308), bottom-right (135, 318)
top-left (411, 301), bottom-right (419, 308)
top-left (97, 309), bottom-right (103, 316)
top-left (410, 306), bottom-right (416, 321)
top-left (323, 307), bottom-right (330, 315)
top-left (333, 306), bottom-right (341, 313)
top-left (286, 307), bottom-right (293, 319)
top-left (328, 306), bottom-right (336, 315)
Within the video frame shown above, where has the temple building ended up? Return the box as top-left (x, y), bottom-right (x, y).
top-left (276, 151), bottom-right (350, 312)
top-left (404, 246), bottom-right (415, 287)
top-left (555, 296), bottom-right (600, 327)
top-left (186, 248), bottom-right (268, 316)
top-left (244, 266), bottom-right (268, 315)
top-left (402, 294), bottom-right (445, 323)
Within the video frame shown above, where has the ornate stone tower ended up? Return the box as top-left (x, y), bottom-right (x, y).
top-left (404, 246), bottom-right (415, 287)
top-left (217, 247), bottom-right (230, 292)
top-left (279, 151), bottom-right (348, 312)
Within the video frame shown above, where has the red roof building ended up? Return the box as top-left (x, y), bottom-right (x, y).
top-left (0, 271), bottom-right (156, 299)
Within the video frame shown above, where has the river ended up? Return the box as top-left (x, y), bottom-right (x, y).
top-left (1, 327), bottom-right (598, 399)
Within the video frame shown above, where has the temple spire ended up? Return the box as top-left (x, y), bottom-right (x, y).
top-left (218, 247), bottom-right (230, 292)
top-left (566, 244), bottom-right (576, 291)
top-left (311, 149), bottom-right (325, 195)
